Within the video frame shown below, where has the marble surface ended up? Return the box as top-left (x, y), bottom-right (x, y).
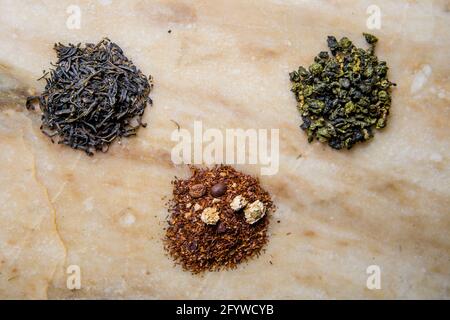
top-left (0, 0), bottom-right (449, 299)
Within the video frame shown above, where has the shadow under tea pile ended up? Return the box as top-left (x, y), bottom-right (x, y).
top-left (164, 165), bottom-right (274, 273)
top-left (27, 38), bottom-right (153, 155)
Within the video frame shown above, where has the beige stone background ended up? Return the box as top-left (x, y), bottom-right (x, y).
top-left (0, 0), bottom-right (449, 299)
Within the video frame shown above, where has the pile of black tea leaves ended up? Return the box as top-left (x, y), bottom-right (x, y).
top-left (26, 38), bottom-right (153, 155)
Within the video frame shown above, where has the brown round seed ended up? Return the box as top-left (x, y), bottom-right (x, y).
top-left (189, 184), bottom-right (206, 198)
top-left (210, 182), bottom-right (227, 197)
top-left (217, 222), bottom-right (227, 234)
top-left (188, 241), bottom-right (198, 251)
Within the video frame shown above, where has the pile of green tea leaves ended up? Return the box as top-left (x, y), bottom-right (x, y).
top-left (289, 33), bottom-right (395, 150)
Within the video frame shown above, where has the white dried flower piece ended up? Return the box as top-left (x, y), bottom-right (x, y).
top-left (230, 195), bottom-right (248, 211)
top-left (244, 200), bottom-right (266, 224)
top-left (193, 203), bottom-right (202, 212)
top-left (212, 198), bottom-right (221, 204)
top-left (201, 207), bottom-right (220, 225)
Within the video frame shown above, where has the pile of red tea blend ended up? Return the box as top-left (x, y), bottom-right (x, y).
top-left (164, 165), bottom-right (274, 273)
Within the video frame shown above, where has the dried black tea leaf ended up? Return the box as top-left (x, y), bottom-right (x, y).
top-left (27, 38), bottom-right (153, 155)
top-left (289, 33), bottom-right (396, 150)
